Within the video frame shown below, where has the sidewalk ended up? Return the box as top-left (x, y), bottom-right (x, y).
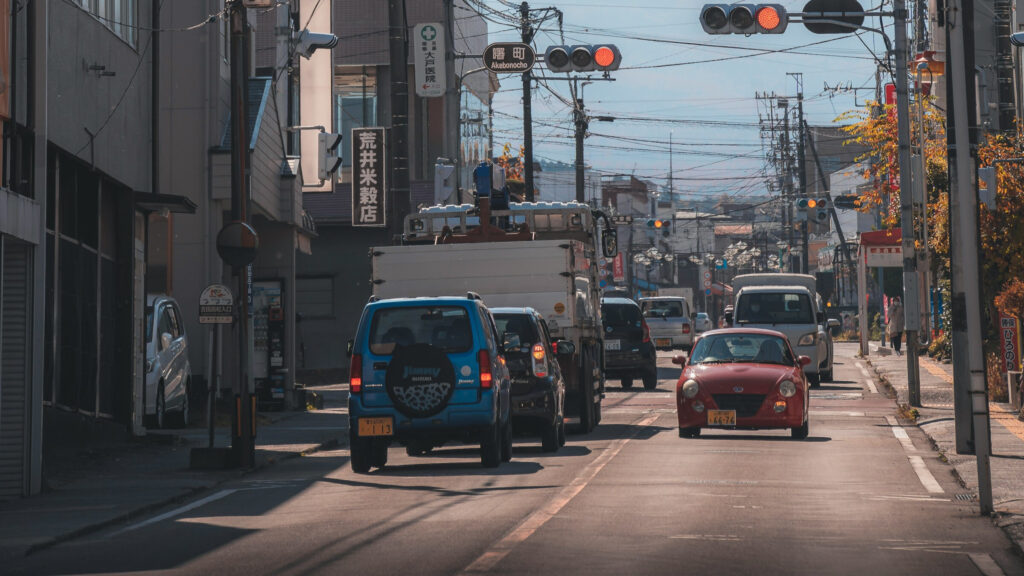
top-left (0, 384), bottom-right (348, 561)
top-left (859, 342), bottom-right (1024, 552)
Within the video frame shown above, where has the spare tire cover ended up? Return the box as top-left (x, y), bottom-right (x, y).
top-left (385, 343), bottom-right (457, 418)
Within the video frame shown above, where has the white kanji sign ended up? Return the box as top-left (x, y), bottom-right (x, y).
top-left (351, 127), bottom-right (387, 227)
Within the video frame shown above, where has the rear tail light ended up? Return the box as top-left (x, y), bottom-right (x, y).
top-left (682, 324), bottom-right (691, 334)
top-left (641, 319), bottom-right (651, 343)
top-left (478, 349), bottom-right (493, 388)
top-left (349, 354), bottom-right (362, 394)
top-left (532, 343), bottom-right (548, 378)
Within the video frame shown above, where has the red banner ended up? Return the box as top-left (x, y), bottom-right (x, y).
top-left (612, 252), bottom-right (624, 282)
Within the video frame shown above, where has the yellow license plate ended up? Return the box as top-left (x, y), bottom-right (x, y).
top-left (707, 410), bottom-right (736, 426)
top-left (656, 338), bottom-right (672, 347)
top-left (358, 417), bottom-right (394, 437)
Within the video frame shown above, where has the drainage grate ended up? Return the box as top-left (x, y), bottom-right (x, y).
top-left (954, 493), bottom-right (978, 502)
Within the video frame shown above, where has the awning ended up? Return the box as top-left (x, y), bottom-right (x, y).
top-left (134, 192), bottom-right (197, 214)
top-left (860, 228), bottom-right (901, 246)
top-left (710, 282), bottom-right (733, 296)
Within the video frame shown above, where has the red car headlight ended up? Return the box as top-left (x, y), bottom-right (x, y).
top-left (779, 380), bottom-right (796, 398)
top-left (681, 379), bottom-right (700, 399)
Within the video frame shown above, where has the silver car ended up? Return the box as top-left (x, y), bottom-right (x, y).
top-left (694, 312), bottom-right (712, 333)
top-left (145, 295), bottom-right (192, 428)
top-left (639, 296), bottom-right (694, 351)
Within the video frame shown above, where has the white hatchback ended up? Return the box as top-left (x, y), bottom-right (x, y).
top-left (145, 295), bottom-right (192, 428)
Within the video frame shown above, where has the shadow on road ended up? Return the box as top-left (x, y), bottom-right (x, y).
top-left (690, 432), bottom-right (832, 443)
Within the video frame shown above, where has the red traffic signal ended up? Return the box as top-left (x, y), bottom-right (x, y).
top-left (700, 4), bottom-right (788, 34)
top-left (545, 44), bottom-right (621, 72)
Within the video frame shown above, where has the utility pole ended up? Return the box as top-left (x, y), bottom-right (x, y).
top-left (574, 81), bottom-right (586, 203)
top-left (946, 0), bottom-right (993, 514)
top-left (444, 0), bottom-right (460, 191)
top-left (893, 0), bottom-right (923, 407)
top-left (520, 2), bottom-right (535, 201)
top-left (389, 0), bottom-right (410, 239)
top-left (780, 100), bottom-right (794, 271)
top-left (668, 131), bottom-right (674, 207)
top-left (791, 73), bottom-right (809, 274)
top-left (228, 0), bottom-right (254, 468)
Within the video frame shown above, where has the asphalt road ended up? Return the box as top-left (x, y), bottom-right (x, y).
top-left (9, 346), bottom-right (1024, 575)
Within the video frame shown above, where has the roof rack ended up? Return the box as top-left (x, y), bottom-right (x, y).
top-left (466, 291), bottom-right (483, 301)
top-left (368, 295), bottom-right (380, 303)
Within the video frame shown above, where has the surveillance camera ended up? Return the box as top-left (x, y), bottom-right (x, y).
top-left (296, 29), bottom-right (338, 59)
top-left (1012, 32), bottom-right (1024, 47)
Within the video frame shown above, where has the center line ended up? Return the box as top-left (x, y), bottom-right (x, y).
top-left (459, 414), bottom-right (660, 574)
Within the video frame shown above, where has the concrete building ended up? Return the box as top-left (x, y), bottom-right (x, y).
top-left (297, 1), bottom-right (495, 377)
top-left (534, 159), bottom-right (601, 204)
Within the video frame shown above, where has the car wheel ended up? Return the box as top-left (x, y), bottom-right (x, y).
top-left (642, 370), bottom-right (658, 391)
top-left (593, 396), bottom-right (602, 425)
top-left (679, 427), bottom-right (700, 438)
top-left (480, 421), bottom-right (502, 468)
top-left (350, 429), bottom-right (372, 473)
top-left (822, 367), bottom-right (833, 383)
top-left (621, 377), bottom-right (634, 389)
top-left (557, 417), bottom-right (566, 447)
top-left (541, 419), bottom-right (560, 452)
top-left (155, 384), bottom-right (166, 429)
top-left (370, 441), bottom-right (388, 469)
top-left (501, 418), bottom-right (513, 462)
top-left (169, 380), bottom-right (190, 429)
top-left (808, 373), bottom-right (821, 388)
top-left (791, 420), bottom-right (809, 440)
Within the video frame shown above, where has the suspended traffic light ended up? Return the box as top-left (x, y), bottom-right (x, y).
top-left (795, 198), bottom-right (810, 210)
top-left (700, 4), bottom-right (788, 34)
top-left (812, 198), bottom-right (830, 223)
top-left (545, 44), bottom-right (621, 72)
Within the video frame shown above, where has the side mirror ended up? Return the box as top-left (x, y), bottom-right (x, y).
top-left (160, 332), bottom-right (173, 351)
top-left (816, 312), bottom-right (826, 324)
top-left (724, 310), bottom-right (733, 325)
top-left (798, 355), bottom-right (812, 367)
top-left (502, 332), bottom-right (522, 353)
top-left (827, 318), bottom-right (840, 328)
top-left (601, 228), bottom-right (618, 258)
top-left (554, 340), bottom-right (576, 356)
top-left (346, 339), bottom-right (354, 358)
top-left (671, 354), bottom-right (687, 366)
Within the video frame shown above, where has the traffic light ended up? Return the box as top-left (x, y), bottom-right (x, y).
top-left (318, 132), bottom-right (342, 181)
top-left (646, 219), bottom-right (672, 236)
top-left (545, 44), bottom-right (621, 73)
top-left (699, 4), bottom-right (788, 34)
top-left (832, 194), bottom-right (859, 210)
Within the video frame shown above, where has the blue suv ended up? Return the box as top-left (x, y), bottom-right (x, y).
top-left (347, 294), bottom-right (513, 472)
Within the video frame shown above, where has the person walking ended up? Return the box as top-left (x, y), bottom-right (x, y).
top-left (887, 296), bottom-right (905, 355)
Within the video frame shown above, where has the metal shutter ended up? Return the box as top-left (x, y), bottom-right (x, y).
top-left (0, 239), bottom-right (30, 499)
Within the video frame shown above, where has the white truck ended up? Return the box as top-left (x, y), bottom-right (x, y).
top-left (727, 273), bottom-right (836, 385)
top-left (370, 200), bottom-right (614, 432)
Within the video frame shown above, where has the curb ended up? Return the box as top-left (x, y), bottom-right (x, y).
top-left (19, 435), bottom-right (341, 558)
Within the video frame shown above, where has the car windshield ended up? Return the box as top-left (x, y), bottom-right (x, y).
top-left (368, 306), bottom-right (472, 355)
top-left (601, 303), bottom-right (640, 326)
top-left (689, 333), bottom-right (794, 365)
top-left (641, 300), bottom-right (683, 318)
top-left (736, 292), bottom-right (814, 324)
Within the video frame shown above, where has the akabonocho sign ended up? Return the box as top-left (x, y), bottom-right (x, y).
top-left (352, 127), bottom-right (387, 227)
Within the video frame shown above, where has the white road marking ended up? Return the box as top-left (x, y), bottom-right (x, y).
top-left (459, 414), bottom-right (660, 574)
top-left (886, 416), bottom-right (944, 494)
top-left (106, 489), bottom-right (238, 537)
top-left (865, 379), bottom-right (878, 394)
top-left (969, 553), bottom-right (1008, 576)
top-left (856, 362), bottom-right (872, 378)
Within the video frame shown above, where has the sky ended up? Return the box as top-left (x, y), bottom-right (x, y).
top-left (470, 0), bottom-right (889, 203)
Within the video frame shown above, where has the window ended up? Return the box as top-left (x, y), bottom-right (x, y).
top-left (369, 306), bottom-right (472, 355)
top-left (334, 69), bottom-right (378, 172)
top-left (296, 277), bottom-right (334, 318)
top-left (641, 300), bottom-right (684, 318)
top-left (736, 293), bottom-right (814, 325)
top-left (76, 0), bottom-right (138, 47)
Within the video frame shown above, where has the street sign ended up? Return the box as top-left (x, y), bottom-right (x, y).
top-left (705, 288), bottom-right (712, 295)
top-left (483, 42), bottom-right (536, 74)
top-left (199, 284), bottom-right (234, 324)
top-left (611, 215), bottom-right (633, 225)
top-left (352, 127), bottom-right (387, 227)
top-left (612, 253), bottom-right (625, 282)
top-left (703, 270), bottom-right (711, 280)
top-left (801, 0), bottom-right (864, 34)
top-left (1000, 313), bottom-right (1022, 373)
top-left (703, 279), bottom-right (712, 288)
top-left (865, 245), bottom-right (902, 268)
top-left (413, 23), bottom-right (446, 97)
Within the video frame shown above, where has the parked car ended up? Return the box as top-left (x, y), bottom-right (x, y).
top-left (492, 307), bottom-right (570, 452)
top-left (639, 296), bottom-right (694, 351)
top-left (347, 294), bottom-right (513, 472)
top-left (674, 328), bottom-right (810, 439)
top-left (145, 295), bottom-right (192, 429)
top-left (601, 297), bottom-right (658, 390)
top-left (694, 312), bottom-right (712, 333)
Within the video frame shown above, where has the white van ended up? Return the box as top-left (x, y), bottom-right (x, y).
top-left (728, 274), bottom-right (833, 386)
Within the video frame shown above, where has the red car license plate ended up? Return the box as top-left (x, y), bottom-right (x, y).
top-left (707, 410), bottom-right (736, 426)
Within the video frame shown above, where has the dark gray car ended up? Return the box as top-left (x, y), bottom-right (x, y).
top-left (601, 298), bottom-right (658, 390)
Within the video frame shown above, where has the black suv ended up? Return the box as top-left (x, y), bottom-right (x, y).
top-left (601, 297), bottom-right (658, 390)
top-left (492, 308), bottom-right (569, 452)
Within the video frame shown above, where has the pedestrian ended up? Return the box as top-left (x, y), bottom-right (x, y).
top-left (888, 296), bottom-right (905, 355)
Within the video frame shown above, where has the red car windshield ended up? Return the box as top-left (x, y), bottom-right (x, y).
top-left (689, 333), bottom-right (795, 366)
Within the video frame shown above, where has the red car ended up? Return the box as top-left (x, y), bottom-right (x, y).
top-left (674, 328), bottom-right (810, 439)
